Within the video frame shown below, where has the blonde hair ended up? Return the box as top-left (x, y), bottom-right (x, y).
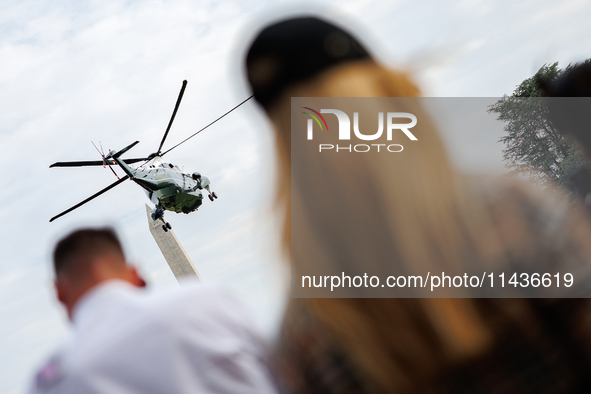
top-left (266, 60), bottom-right (566, 391)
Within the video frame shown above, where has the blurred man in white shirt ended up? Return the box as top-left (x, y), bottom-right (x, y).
top-left (30, 227), bottom-right (277, 394)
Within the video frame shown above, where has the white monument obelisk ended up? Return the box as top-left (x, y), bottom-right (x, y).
top-left (145, 204), bottom-right (202, 281)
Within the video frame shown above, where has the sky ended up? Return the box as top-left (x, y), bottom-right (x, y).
top-left (2, 0), bottom-right (591, 392)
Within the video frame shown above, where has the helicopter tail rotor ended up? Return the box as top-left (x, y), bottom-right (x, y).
top-left (92, 141), bottom-right (120, 179)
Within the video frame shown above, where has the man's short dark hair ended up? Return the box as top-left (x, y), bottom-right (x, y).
top-left (53, 228), bottom-right (125, 277)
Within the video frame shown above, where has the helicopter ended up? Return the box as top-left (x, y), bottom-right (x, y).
top-left (49, 80), bottom-right (252, 231)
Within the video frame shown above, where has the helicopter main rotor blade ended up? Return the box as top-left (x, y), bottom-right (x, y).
top-left (121, 158), bottom-right (149, 164)
top-left (111, 140), bottom-right (140, 159)
top-left (49, 175), bottom-right (130, 222)
top-left (157, 80), bottom-right (187, 155)
top-left (49, 158), bottom-right (149, 168)
top-left (50, 160), bottom-right (107, 167)
top-left (160, 94), bottom-right (253, 157)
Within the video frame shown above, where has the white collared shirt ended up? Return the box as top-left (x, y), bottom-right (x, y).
top-left (29, 280), bottom-right (278, 394)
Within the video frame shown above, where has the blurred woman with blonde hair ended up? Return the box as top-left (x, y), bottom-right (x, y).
top-left (246, 16), bottom-right (591, 393)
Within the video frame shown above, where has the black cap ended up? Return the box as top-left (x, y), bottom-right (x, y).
top-left (246, 17), bottom-right (371, 108)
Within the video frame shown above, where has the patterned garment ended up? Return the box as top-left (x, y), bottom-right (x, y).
top-left (273, 298), bottom-right (591, 394)
top-left (272, 300), bottom-right (377, 394)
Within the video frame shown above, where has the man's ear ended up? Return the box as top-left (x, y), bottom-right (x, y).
top-left (54, 279), bottom-right (68, 306)
top-left (127, 266), bottom-right (146, 288)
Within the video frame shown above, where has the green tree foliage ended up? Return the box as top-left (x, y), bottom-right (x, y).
top-left (488, 61), bottom-right (590, 187)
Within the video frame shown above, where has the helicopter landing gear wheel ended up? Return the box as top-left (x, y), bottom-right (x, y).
top-left (162, 224), bottom-right (168, 232)
top-left (212, 192), bottom-right (218, 199)
top-left (208, 194), bottom-right (214, 202)
top-left (166, 222), bottom-right (172, 229)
